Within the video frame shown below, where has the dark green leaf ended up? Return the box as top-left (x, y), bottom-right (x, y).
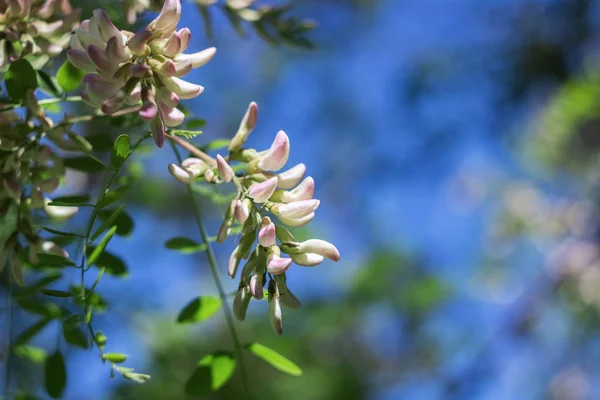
top-left (45, 352), bottom-right (67, 398)
top-left (91, 206), bottom-right (123, 242)
top-left (85, 133), bottom-right (114, 152)
top-left (56, 60), bottom-right (85, 92)
top-left (6, 59), bottom-right (37, 101)
top-left (177, 296), bottom-right (221, 324)
top-left (37, 70), bottom-right (62, 97)
top-left (247, 343), bottom-right (302, 376)
top-left (86, 248), bottom-right (127, 276)
top-left (41, 289), bottom-right (72, 298)
top-left (63, 314), bottom-right (83, 330)
top-left (16, 299), bottom-right (64, 318)
top-left (63, 326), bottom-right (88, 349)
top-left (165, 237), bottom-right (206, 254)
top-left (48, 195), bottom-right (93, 207)
top-left (99, 208), bottom-right (134, 237)
top-left (104, 353), bottom-right (127, 364)
top-left (87, 226), bottom-right (117, 266)
top-left (37, 226), bottom-right (83, 238)
top-left (14, 317), bottom-right (53, 346)
top-left (185, 118), bottom-right (206, 129)
top-left (13, 273), bottom-right (62, 298)
top-left (96, 185), bottom-right (130, 208)
top-left (64, 156), bottom-right (107, 173)
top-left (110, 134), bottom-right (130, 168)
top-left (185, 351), bottom-right (236, 395)
top-left (35, 254), bottom-right (76, 268)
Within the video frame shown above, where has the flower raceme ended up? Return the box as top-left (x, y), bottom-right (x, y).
top-left (168, 102), bottom-right (340, 334)
top-left (67, 0), bottom-right (215, 147)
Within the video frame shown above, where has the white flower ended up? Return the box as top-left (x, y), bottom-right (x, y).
top-left (258, 130), bottom-right (290, 172)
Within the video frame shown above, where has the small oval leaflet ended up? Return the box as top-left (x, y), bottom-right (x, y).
top-left (247, 343), bottom-right (303, 376)
top-left (185, 351), bottom-right (236, 395)
top-left (176, 296), bottom-right (221, 324)
top-left (45, 351), bottom-right (67, 398)
top-left (165, 237), bottom-right (207, 254)
top-left (104, 353), bottom-right (128, 364)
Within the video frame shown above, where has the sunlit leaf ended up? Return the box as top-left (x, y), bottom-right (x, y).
top-left (87, 226), bottom-right (117, 266)
top-left (37, 70), bottom-right (61, 97)
top-left (40, 289), bottom-right (72, 298)
top-left (45, 351), bottom-right (67, 398)
top-left (247, 343), bottom-right (302, 376)
top-left (110, 134), bottom-right (130, 168)
top-left (104, 353), bottom-right (127, 364)
top-left (14, 345), bottom-right (47, 364)
top-left (165, 237), bottom-right (206, 254)
top-left (177, 296), bottom-right (221, 324)
top-left (170, 129), bottom-right (202, 139)
top-left (185, 351), bottom-right (236, 395)
top-left (56, 60), bottom-right (85, 92)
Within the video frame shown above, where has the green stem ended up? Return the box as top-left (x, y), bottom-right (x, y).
top-left (80, 132), bottom-right (150, 355)
top-left (4, 276), bottom-right (13, 397)
top-left (170, 142), bottom-right (252, 398)
top-left (0, 96), bottom-right (83, 113)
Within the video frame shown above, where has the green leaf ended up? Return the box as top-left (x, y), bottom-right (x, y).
top-left (104, 353), bottom-right (127, 364)
top-left (99, 208), bottom-right (134, 237)
top-left (14, 317), bottom-right (53, 346)
top-left (96, 185), bottom-right (130, 208)
top-left (85, 133), bottom-right (114, 152)
top-left (40, 289), bottom-right (72, 298)
top-left (87, 248), bottom-right (127, 276)
top-left (95, 331), bottom-right (107, 348)
top-left (63, 326), bottom-right (88, 349)
top-left (48, 195), bottom-right (93, 207)
top-left (185, 351), bottom-right (236, 395)
top-left (170, 129), bottom-right (202, 139)
top-left (63, 314), bottom-right (83, 330)
top-left (201, 138), bottom-right (230, 152)
top-left (37, 226), bottom-right (83, 238)
top-left (110, 134), bottom-right (130, 168)
top-left (37, 70), bottom-right (62, 97)
top-left (35, 254), bottom-right (76, 268)
top-left (56, 60), bottom-right (85, 92)
top-left (91, 206), bottom-right (123, 242)
top-left (87, 226), bottom-right (117, 266)
top-left (165, 237), bottom-right (206, 254)
top-left (14, 345), bottom-right (47, 364)
top-left (185, 118), bottom-right (206, 129)
top-left (5, 59), bottom-right (37, 101)
top-left (16, 299), bottom-right (64, 318)
top-left (45, 351), bottom-right (67, 398)
top-left (67, 131), bottom-right (93, 153)
top-left (247, 343), bottom-right (302, 376)
top-left (64, 155), bottom-right (107, 173)
top-left (176, 296), bottom-right (221, 324)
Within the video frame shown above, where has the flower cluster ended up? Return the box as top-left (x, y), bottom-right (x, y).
top-left (168, 102), bottom-right (340, 334)
top-left (67, 0), bottom-right (215, 147)
top-left (0, 98), bottom-right (79, 286)
top-left (0, 0), bottom-right (80, 66)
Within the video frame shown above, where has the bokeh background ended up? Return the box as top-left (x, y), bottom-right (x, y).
top-left (6, 0), bottom-right (600, 399)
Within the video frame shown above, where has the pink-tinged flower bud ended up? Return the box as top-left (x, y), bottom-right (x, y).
top-left (177, 28), bottom-right (191, 53)
top-left (276, 163), bottom-right (306, 189)
top-left (290, 253), bottom-right (324, 266)
top-left (150, 116), bottom-right (165, 148)
top-left (11, 254), bottom-right (24, 287)
top-left (229, 101), bottom-right (258, 152)
top-left (93, 9), bottom-right (122, 43)
top-left (174, 47), bottom-right (216, 68)
top-left (157, 88), bottom-right (179, 108)
top-left (44, 198), bottom-right (78, 219)
top-left (296, 239), bottom-right (340, 262)
top-left (275, 177), bottom-right (315, 203)
top-left (267, 254), bottom-right (292, 275)
top-left (234, 199), bottom-right (250, 224)
top-left (271, 199), bottom-right (319, 221)
top-left (274, 275), bottom-right (301, 309)
top-left (233, 286), bottom-right (251, 321)
top-left (129, 64), bottom-right (151, 77)
top-left (168, 164), bottom-right (194, 184)
top-left (269, 291), bottom-right (283, 335)
top-left (181, 157), bottom-right (204, 168)
top-left (278, 212), bottom-right (315, 227)
top-left (87, 45), bottom-right (113, 75)
top-left (42, 241), bottom-right (69, 258)
top-left (140, 88), bottom-right (158, 121)
top-left (128, 29), bottom-right (152, 56)
top-left (258, 130), bottom-right (290, 172)
top-left (248, 176), bottom-right (278, 203)
top-left (84, 74), bottom-right (123, 103)
top-left (66, 49), bottom-right (96, 72)
top-left (163, 77), bottom-right (204, 99)
top-left (216, 155), bottom-right (234, 182)
top-left (101, 96), bottom-right (124, 115)
top-left (173, 60), bottom-right (193, 77)
top-left (160, 105), bottom-right (185, 127)
top-left (204, 168), bottom-right (216, 183)
top-left (161, 32), bottom-right (182, 57)
top-left (106, 36), bottom-right (130, 65)
top-left (31, 187), bottom-right (45, 209)
top-left (250, 274), bottom-right (264, 300)
top-left (229, 246), bottom-right (241, 278)
top-left (149, 0), bottom-right (181, 37)
top-left (259, 217), bottom-right (276, 247)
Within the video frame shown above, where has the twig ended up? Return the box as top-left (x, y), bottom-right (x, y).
top-left (166, 133), bottom-right (217, 167)
top-left (0, 96), bottom-right (83, 113)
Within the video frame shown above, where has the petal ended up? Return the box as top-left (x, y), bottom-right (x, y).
top-left (297, 239), bottom-right (340, 261)
top-left (269, 294), bottom-right (283, 335)
top-left (156, 87), bottom-right (179, 108)
top-left (250, 274), bottom-right (264, 300)
top-left (106, 36), bottom-right (130, 64)
top-left (259, 218), bottom-right (276, 247)
top-left (101, 96), bottom-right (124, 114)
top-left (234, 200), bottom-right (250, 224)
top-left (149, 0), bottom-right (181, 36)
top-left (247, 177), bottom-right (278, 203)
top-left (174, 47), bottom-right (216, 68)
top-left (66, 49), bottom-right (96, 73)
top-left (228, 246), bottom-right (241, 278)
top-left (150, 116), bottom-right (165, 148)
top-left (127, 29), bottom-right (152, 56)
top-left (161, 105), bottom-right (185, 127)
top-left (168, 163), bottom-right (194, 184)
top-left (177, 28), bottom-right (191, 54)
top-left (93, 9), bottom-right (121, 43)
top-left (277, 163), bottom-right (306, 189)
top-left (162, 77), bottom-right (204, 99)
top-left (290, 253), bottom-right (324, 266)
top-left (267, 255), bottom-right (292, 275)
top-left (277, 212), bottom-right (315, 227)
top-left (273, 199), bottom-right (320, 219)
top-left (216, 154), bottom-right (234, 183)
top-left (258, 130), bottom-right (290, 172)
